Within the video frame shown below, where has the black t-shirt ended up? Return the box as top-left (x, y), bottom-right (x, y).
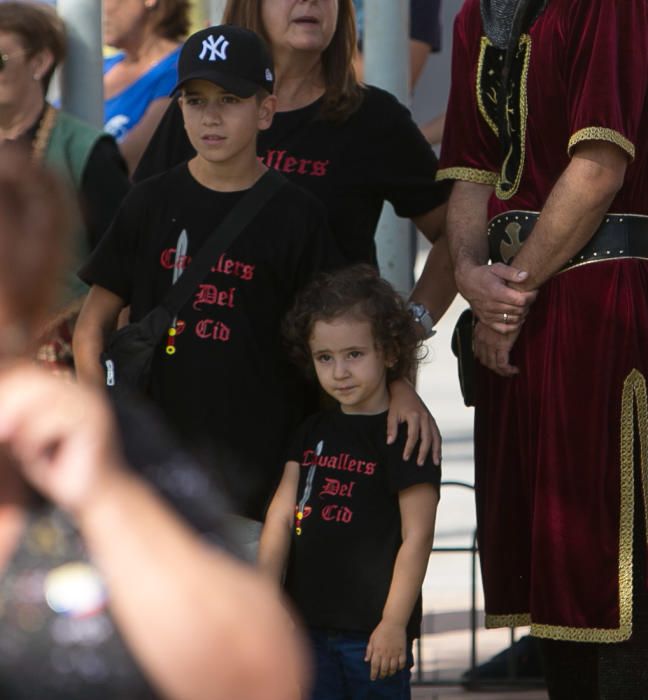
top-left (80, 165), bottom-right (338, 520)
top-left (134, 86), bottom-right (448, 265)
top-left (0, 397), bottom-right (230, 700)
top-left (284, 409), bottom-right (441, 640)
top-left (20, 114), bottom-right (130, 251)
top-left (80, 137), bottom-right (131, 250)
top-left (411, 0), bottom-right (443, 52)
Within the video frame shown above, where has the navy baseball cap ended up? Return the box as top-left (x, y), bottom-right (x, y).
top-left (172, 25), bottom-right (274, 97)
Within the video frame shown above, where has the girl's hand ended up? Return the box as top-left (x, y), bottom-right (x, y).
top-left (387, 378), bottom-right (441, 465)
top-left (0, 363), bottom-right (127, 517)
top-left (365, 619), bottom-right (407, 681)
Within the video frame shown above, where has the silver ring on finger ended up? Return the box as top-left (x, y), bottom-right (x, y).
top-left (503, 312), bottom-right (509, 324)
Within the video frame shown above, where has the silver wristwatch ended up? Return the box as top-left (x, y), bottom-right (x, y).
top-left (407, 302), bottom-right (436, 338)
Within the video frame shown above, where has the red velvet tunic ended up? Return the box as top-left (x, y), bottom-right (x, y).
top-left (439, 0), bottom-right (648, 643)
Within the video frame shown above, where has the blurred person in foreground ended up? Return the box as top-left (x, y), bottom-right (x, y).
top-left (103, 0), bottom-right (189, 174)
top-left (439, 0), bottom-right (648, 697)
top-left (0, 147), bottom-right (306, 700)
top-left (0, 1), bottom-right (130, 373)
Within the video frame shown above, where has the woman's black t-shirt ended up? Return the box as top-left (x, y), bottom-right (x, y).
top-left (134, 86), bottom-right (448, 265)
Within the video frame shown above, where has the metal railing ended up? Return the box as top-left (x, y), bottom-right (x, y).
top-left (411, 480), bottom-right (545, 690)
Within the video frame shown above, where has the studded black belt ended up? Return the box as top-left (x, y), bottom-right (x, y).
top-left (488, 210), bottom-right (648, 271)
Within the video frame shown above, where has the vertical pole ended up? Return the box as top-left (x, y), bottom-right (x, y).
top-left (363, 0), bottom-right (412, 292)
top-left (57, 0), bottom-right (104, 128)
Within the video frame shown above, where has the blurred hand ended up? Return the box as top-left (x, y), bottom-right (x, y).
top-left (0, 363), bottom-right (127, 516)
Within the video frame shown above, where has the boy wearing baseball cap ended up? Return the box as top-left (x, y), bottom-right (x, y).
top-left (74, 26), bottom-right (340, 549)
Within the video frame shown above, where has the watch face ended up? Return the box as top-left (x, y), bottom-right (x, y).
top-left (410, 303), bottom-right (425, 319)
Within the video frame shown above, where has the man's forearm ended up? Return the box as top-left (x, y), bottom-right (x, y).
top-left (446, 180), bottom-right (493, 275)
top-left (409, 232), bottom-right (457, 325)
top-left (511, 143), bottom-right (627, 292)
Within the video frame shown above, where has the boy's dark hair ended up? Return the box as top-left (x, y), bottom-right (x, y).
top-left (283, 264), bottom-right (423, 382)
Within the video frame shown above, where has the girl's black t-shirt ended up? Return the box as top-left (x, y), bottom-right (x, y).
top-left (284, 409), bottom-right (441, 640)
top-left (134, 85), bottom-right (448, 266)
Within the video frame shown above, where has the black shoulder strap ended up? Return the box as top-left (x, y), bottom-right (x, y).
top-left (135, 169), bottom-right (285, 340)
top-left (161, 168), bottom-right (285, 316)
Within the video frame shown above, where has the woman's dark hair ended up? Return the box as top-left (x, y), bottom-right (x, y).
top-left (151, 0), bottom-right (191, 41)
top-left (223, 0), bottom-right (363, 121)
top-left (283, 264), bottom-right (423, 382)
top-left (0, 2), bottom-right (66, 92)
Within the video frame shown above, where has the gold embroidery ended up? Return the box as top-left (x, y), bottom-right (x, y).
top-left (435, 167), bottom-right (498, 185)
top-left (496, 35), bottom-right (531, 201)
top-left (476, 36), bottom-right (499, 135)
top-left (635, 373), bottom-right (648, 549)
top-left (568, 127), bottom-right (635, 160)
top-left (486, 613), bottom-right (530, 629)
top-left (483, 370), bottom-right (646, 643)
top-left (475, 35), bottom-right (532, 201)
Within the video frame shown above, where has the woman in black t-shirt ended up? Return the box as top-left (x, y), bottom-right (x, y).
top-left (135, 0), bottom-right (455, 465)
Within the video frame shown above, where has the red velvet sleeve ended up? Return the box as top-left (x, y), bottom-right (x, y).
top-left (438, 0), bottom-right (500, 185)
top-left (563, 0), bottom-right (648, 159)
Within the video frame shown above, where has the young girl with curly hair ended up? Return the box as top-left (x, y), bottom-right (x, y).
top-left (259, 264), bottom-right (441, 700)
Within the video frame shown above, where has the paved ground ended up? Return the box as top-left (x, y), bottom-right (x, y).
top-left (409, 246), bottom-right (548, 699)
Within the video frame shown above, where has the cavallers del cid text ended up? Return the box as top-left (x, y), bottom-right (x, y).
top-left (302, 449), bottom-right (376, 476)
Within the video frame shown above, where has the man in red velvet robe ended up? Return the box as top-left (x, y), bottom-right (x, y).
top-left (439, 0), bottom-right (648, 695)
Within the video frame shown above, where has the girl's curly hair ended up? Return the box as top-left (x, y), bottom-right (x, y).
top-left (283, 265), bottom-right (424, 382)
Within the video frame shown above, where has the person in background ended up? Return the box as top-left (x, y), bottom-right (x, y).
top-left (352, 0), bottom-right (446, 145)
top-left (0, 145), bottom-right (306, 700)
top-left (260, 265), bottom-right (440, 699)
top-left (103, 0), bottom-right (189, 174)
top-left (352, 0), bottom-right (441, 89)
top-left (134, 0), bottom-right (458, 465)
top-left (0, 1), bottom-right (130, 373)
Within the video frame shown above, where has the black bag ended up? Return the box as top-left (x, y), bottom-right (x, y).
top-left (451, 308), bottom-right (476, 407)
top-left (101, 306), bottom-right (171, 393)
top-left (101, 170), bottom-right (286, 395)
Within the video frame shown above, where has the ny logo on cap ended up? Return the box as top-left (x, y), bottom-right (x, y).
top-left (199, 34), bottom-right (229, 62)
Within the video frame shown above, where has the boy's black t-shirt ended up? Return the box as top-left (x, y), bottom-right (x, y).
top-left (80, 164), bottom-right (339, 520)
top-left (134, 86), bottom-right (448, 266)
top-left (284, 409), bottom-right (441, 640)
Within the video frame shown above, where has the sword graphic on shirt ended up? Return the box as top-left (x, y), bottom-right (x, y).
top-left (295, 440), bottom-right (323, 536)
top-left (165, 229), bottom-right (188, 356)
